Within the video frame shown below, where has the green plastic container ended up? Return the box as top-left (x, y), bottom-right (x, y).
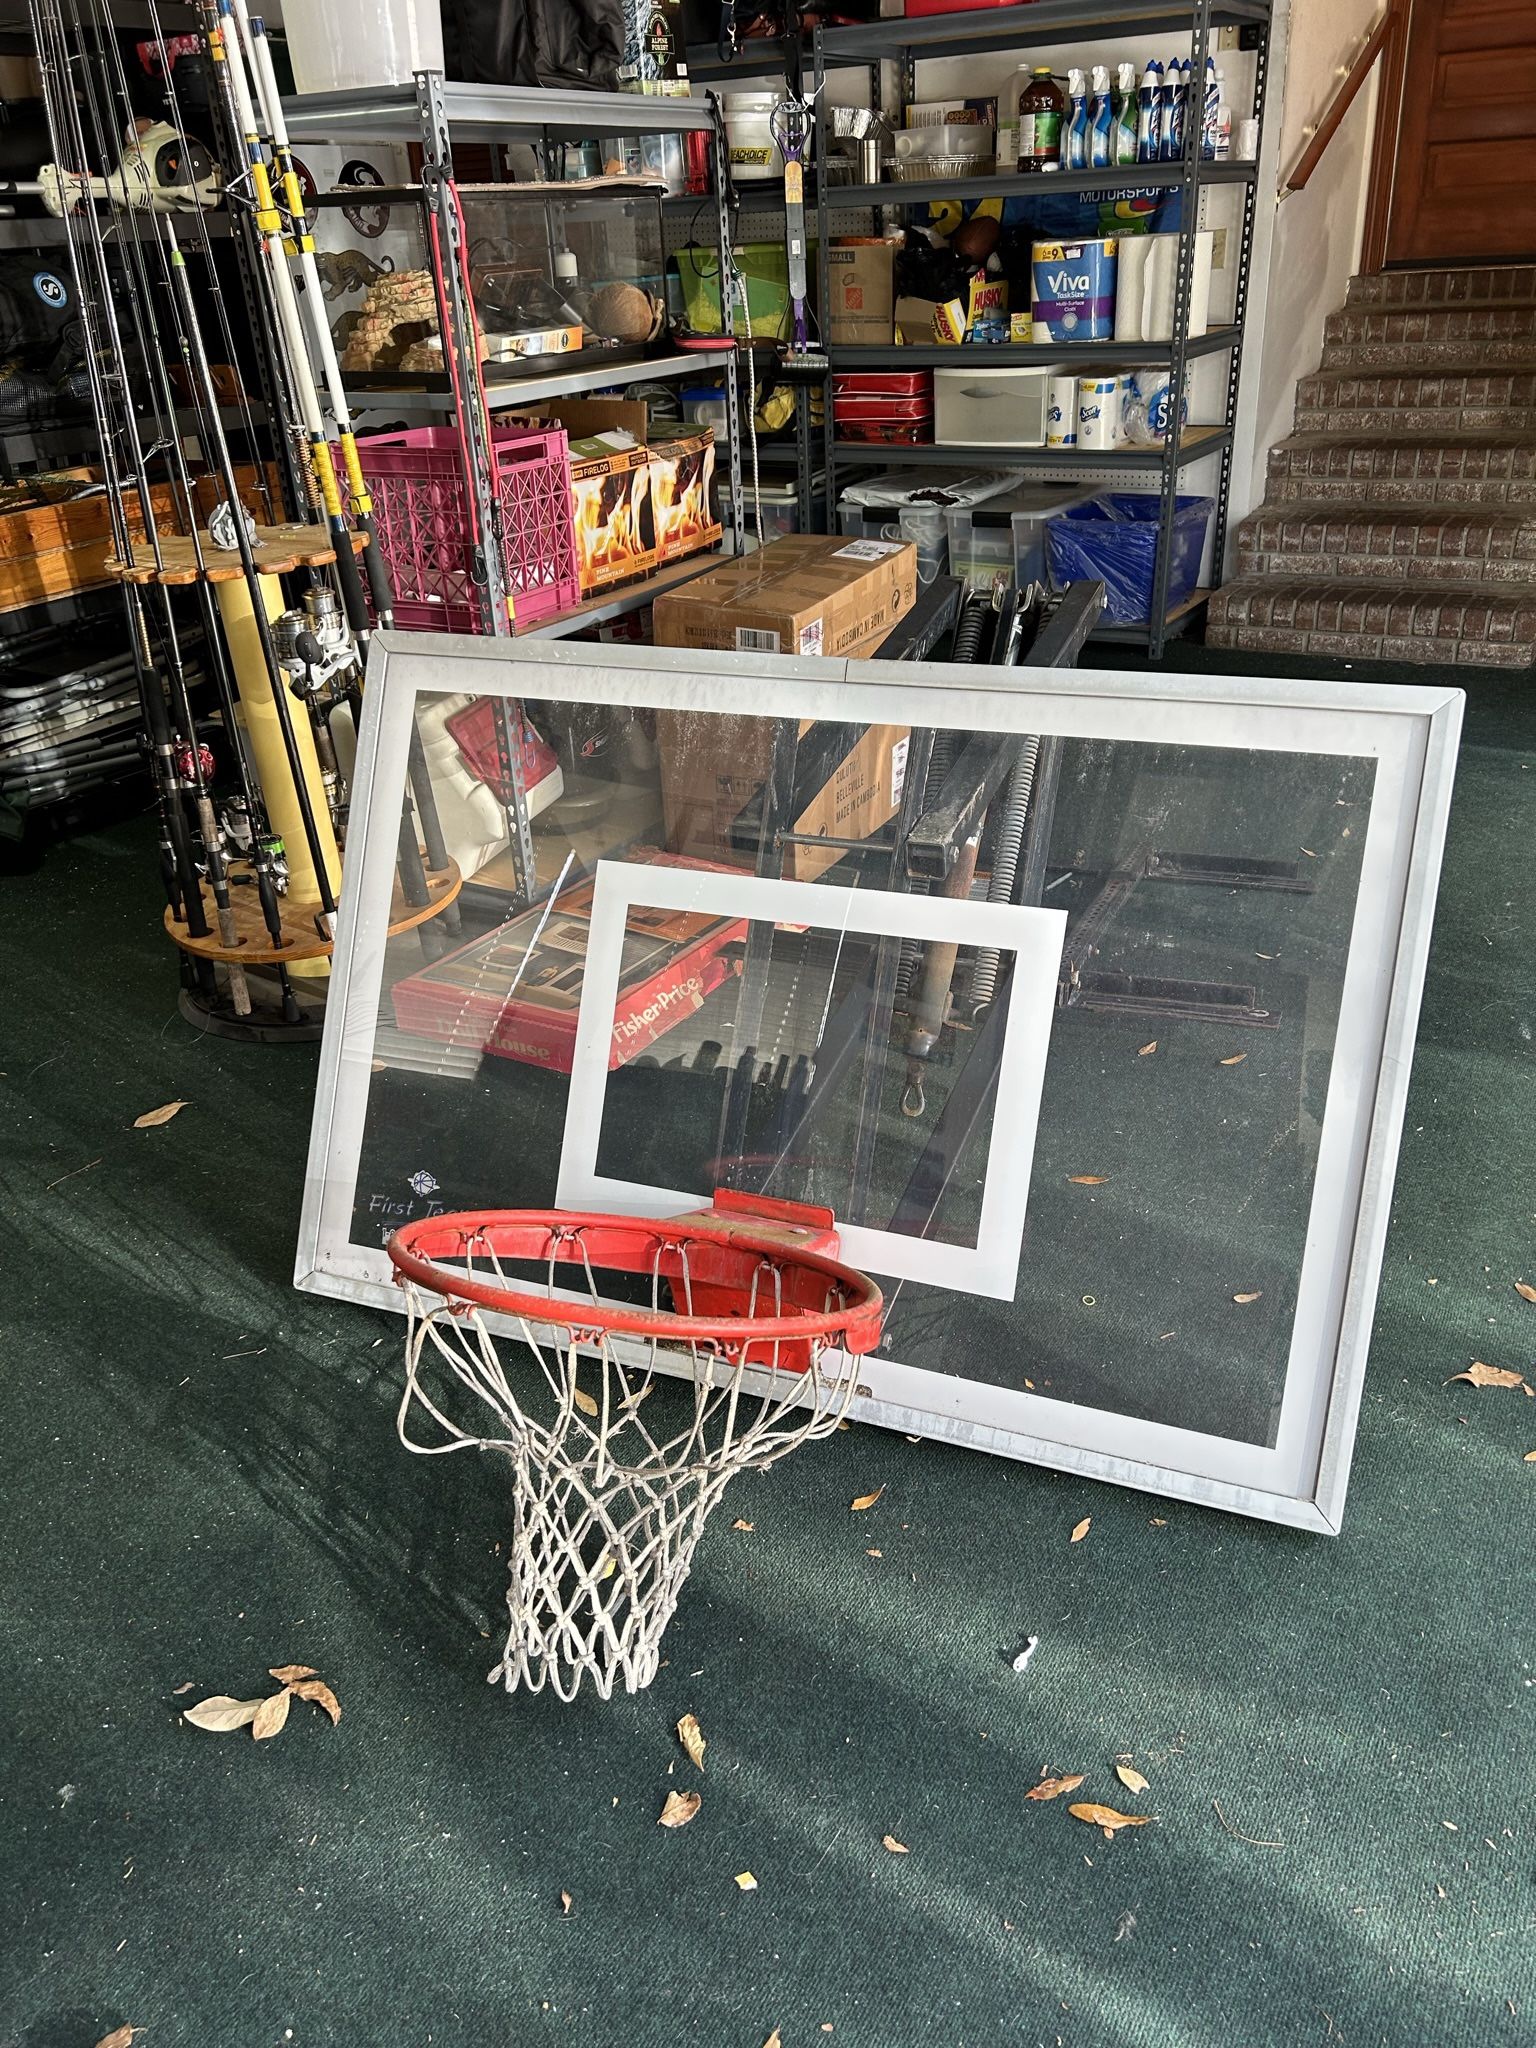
top-left (675, 242), bottom-right (808, 341)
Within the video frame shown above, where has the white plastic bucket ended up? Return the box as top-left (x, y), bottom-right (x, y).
top-left (725, 92), bottom-right (785, 181)
top-left (284, 0), bottom-right (444, 95)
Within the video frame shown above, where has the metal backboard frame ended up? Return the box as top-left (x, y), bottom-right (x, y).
top-left (296, 633), bottom-right (1463, 1534)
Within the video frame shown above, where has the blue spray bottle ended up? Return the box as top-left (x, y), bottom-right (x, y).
top-left (1061, 67), bottom-right (1089, 171)
top-left (1137, 59), bottom-right (1162, 164)
top-left (1160, 55), bottom-right (1187, 161)
top-left (1201, 54), bottom-right (1219, 158)
top-left (1088, 64), bottom-right (1113, 170)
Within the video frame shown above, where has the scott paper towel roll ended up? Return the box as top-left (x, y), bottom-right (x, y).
top-left (1114, 236), bottom-right (1153, 342)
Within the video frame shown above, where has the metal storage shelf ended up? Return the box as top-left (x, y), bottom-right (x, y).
top-left (832, 162), bottom-right (1258, 209)
top-left (820, 0), bottom-right (1270, 61)
top-left (829, 331), bottom-right (1239, 370)
top-left (828, 425), bottom-right (1231, 469)
top-left (279, 80), bottom-right (715, 143)
top-left (518, 552), bottom-right (725, 639)
top-left (346, 348), bottom-right (735, 413)
top-left (809, 0), bottom-right (1271, 656)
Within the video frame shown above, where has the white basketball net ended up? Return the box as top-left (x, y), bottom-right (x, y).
top-left (396, 1229), bottom-right (863, 1702)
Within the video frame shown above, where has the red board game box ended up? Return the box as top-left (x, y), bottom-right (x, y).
top-left (390, 848), bottom-right (747, 1074)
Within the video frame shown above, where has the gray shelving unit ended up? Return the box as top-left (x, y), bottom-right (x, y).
top-left (278, 71), bottom-right (746, 646)
top-left (811, 0), bottom-right (1274, 656)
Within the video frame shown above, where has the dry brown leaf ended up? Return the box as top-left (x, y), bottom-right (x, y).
top-left (763, 2032), bottom-right (782, 2048)
top-left (252, 1688), bottom-right (292, 1742)
top-left (1137, 1041), bottom-right (1158, 1057)
top-left (1026, 1774), bottom-right (1085, 1802)
top-left (734, 1870), bottom-right (758, 1891)
top-left (572, 1387), bottom-right (599, 1417)
top-left (268, 1664), bottom-right (317, 1683)
top-left (1515, 1282), bottom-right (1536, 1304)
top-left (677, 1713), bottom-right (706, 1771)
top-left (182, 1695), bottom-right (265, 1733)
top-left (865, 1547), bottom-right (882, 1558)
top-left (291, 1679), bottom-right (342, 1726)
top-left (658, 1789), bottom-right (701, 1829)
top-left (1219, 1054), bottom-right (1248, 1067)
top-left (1067, 1174), bottom-right (1108, 1185)
top-left (1448, 1361), bottom-right (1527, 1390)
top-left (171, 1682), bottom-right (196, 1696)
top-left (560, 1890), bottom-right (573, 1916)
top-left (1069, 1516), bottom-right (1091, 1544)
top-left (1068, 1802), bottom-right (1154, 1839)
top-left (1115, 1764), bottom-right (1151, 1794)
top-left (1150, 1517), bottom-right (1168, 1527)
top-left (851, 1486), bottom-right (885, 1511)
top-left (133, 1099), bottom-right (187, 1129)
top-left (95, 2030), bottom-right (141, 2048)
top-left (1233, 1291), bottom-right (1263, 1305)
top-left (731, 1518), bottom-right (754, 1531)
top-left (882, 1834), bottom-right (909, 1854)
top-left (1524, 1450), bottom-right (1536, 1463)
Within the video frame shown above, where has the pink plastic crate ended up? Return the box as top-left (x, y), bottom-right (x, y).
top-left (351, 422), bottom-right (581, 633)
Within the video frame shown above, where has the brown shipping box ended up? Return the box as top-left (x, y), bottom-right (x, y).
top-left (653, 533), bottom-right (916, 658)
top-left (827, 240), bottom-right (896, 345)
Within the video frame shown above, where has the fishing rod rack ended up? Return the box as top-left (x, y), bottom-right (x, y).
top-left (28, 0), bottom-right (465, 1036)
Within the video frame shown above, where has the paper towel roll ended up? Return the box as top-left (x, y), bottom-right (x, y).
top-left (1114, 235), bottom-right (1153, 342)
top-left (1142, 230), bottom-right (1214, 342)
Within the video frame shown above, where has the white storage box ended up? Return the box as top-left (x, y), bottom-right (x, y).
top-left (934, 364), bottom-right (1054, 449)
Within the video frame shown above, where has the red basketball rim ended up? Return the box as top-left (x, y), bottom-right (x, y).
top-left (387, 1207), bottom-right (885, 1355)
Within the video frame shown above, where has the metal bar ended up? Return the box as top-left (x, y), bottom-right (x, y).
top-left (1212, 15), bottom-right (1269, 583)
top-left (1026, 580), bottom-right (1105, 669)
top-left (710, 91), bottom-right (744, 557)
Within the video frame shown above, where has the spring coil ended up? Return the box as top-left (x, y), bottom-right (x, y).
top-left (969, 736), bottom-right (1041, 1013)
top-left (894, 726), bottom-right (958, 996)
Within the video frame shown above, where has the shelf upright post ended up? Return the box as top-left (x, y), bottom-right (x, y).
top-left (1211, 12), bottom-right (1269, 586)
top-left (710, 89), bottom-right (746, 556)
top-left (814, 19), bottom-right (834, 526)
top-left (413, 70), bottom-right (536, 908)
top-left (1148, 0), bottom-right (1213, 657)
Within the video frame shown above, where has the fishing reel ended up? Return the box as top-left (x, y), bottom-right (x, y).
top-left (38, 121), bottom-right (221, 217)
top-left (271, 588), bottom-right (358, 708)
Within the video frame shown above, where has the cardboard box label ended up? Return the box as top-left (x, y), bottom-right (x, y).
top-left (735, 625), bottom-right (781, 652)
top-left (798, 620), bottom-right (824, 655)
top-left (834, 539), bottom-right (904, 562)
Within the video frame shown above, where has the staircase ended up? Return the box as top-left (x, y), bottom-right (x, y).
top-left (1208, 265), bottom-right (1536, 668)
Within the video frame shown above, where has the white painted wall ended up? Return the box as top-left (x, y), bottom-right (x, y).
top-left (1228, 0), bottom-right (1383, 531)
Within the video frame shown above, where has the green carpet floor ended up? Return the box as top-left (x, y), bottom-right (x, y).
top-left (2, 665), bottom-right (1533, 2048)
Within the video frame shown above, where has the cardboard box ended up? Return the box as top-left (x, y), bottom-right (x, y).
top-left (653, 533), bottom-right (916, 659)
top-left (389, 848), bottom-right (745, 1074)
top-left (568, 431), bottom-right (656, 592)
top-left (657, 714), bottom-right (912, 883)
top-left (827, 241), bottom-right (896, 345)
top-left (648, 425), bottom-right (722, 564)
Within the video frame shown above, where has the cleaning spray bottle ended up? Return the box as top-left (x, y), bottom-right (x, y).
top-left (1201, 54), bottom-right (1220, 159)
top-left (1137, 58), bottom-right (1162, 164)
top-left (1060, 68), bottom-right (1089, 171)
top-left (1113, 60), bottom-right (1138, 167)
top-left (1160, 55), bottom-right (1187, 162)
top-left (1088, 64), bottom-right (1113, 170)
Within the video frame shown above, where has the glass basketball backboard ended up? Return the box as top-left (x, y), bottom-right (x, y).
top-left (296, 635), bottom-right (1461, 1533)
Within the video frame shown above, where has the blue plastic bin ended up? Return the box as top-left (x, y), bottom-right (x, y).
top-left (1046, 493), bottom-right (1215, 627)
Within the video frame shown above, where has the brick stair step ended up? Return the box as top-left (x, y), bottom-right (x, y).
top-left (1237, 499), bottom-right (1536, 585)
top-left (1207, 575), bottom-right (1536, 667)
top-left (1346, 267), bottom-right (1536, 310)
top-left (1321, 336), bottom-right (1536, 372)
top-left (1326, 305), bottom-right (1536, 348)
top-left (1267, 433), bottom-right (1536, 505)
top-left (1294, 366), bottom-right (1536, 434)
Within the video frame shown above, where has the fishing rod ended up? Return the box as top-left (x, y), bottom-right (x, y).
top-left (70, 0), bottom-right (307, 1014)
top-left (58, 0), bottom-right (277, 1014)
top-left (209, 0), bottom-right (460, 920)
top-left (28, 0), bottom-right (218, 990)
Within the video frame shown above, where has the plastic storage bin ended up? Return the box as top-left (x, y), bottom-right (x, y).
top-left (1046, 493), bottom-right (1215, 626)
top-left (839, 498), bottom-right (948, 583)
top-left (676, 242), bottom-right (800, 341)
top-left (354, 422), bottom-right (582, 633)
top-left (725, 474), bottom-right (826, 552)
top-left (934, 364), bottom-right (1054, 447)
top-left (945, 485), bottom-right (1090, 592)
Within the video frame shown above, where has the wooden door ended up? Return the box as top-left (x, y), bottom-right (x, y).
top-left (1385, 0), bottom-right (1536, 264)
